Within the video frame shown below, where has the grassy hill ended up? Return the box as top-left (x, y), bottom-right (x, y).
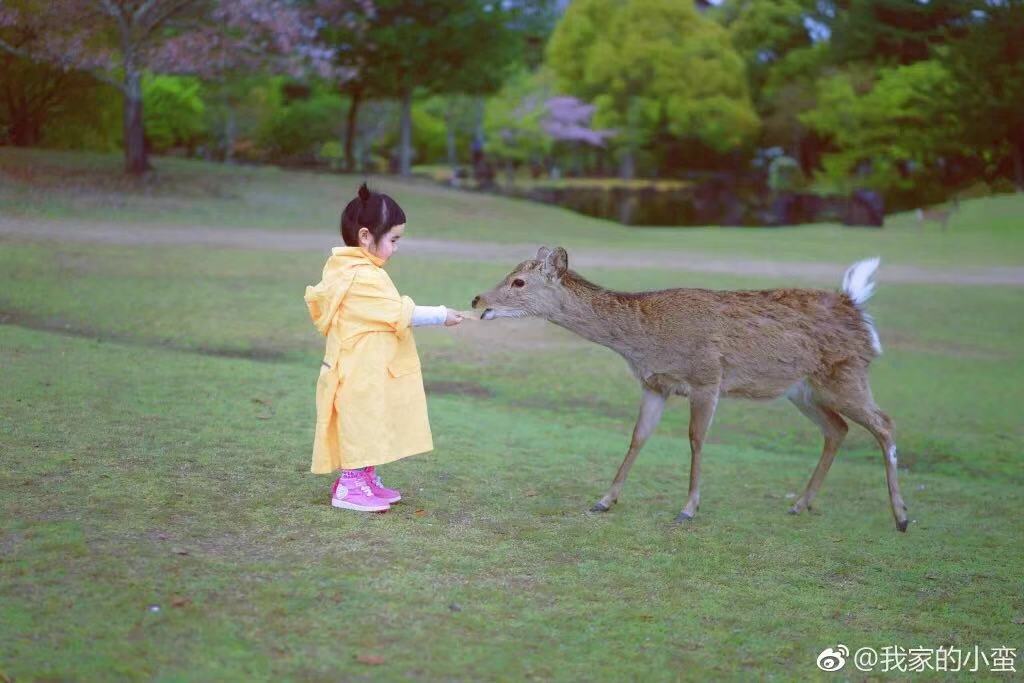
top-left (2, 149), bottom-right (1022, 681)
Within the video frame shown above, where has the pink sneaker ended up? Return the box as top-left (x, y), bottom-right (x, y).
top-left (331, 474), bottom-right (390, 512)
top-left (363, 466), bottom-right (401, 503)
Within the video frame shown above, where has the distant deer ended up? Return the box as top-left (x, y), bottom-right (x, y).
top-left (472, 248), bottom-right (909, 532)
top-left (916, 196), bottom-right (960, 231)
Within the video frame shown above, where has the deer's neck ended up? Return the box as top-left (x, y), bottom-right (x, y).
top-left (545, 273), bottom-right (648, 359)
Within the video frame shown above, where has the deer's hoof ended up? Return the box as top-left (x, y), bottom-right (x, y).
top-left (590, 501), bottom-right (611, 513)
top-left (674, 511), bottom-right (694, 524)
top-left (896, 519), bottom-right (909, 533)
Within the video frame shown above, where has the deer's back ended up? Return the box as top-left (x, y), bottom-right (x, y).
top-left (614, 287), bottom-right (877, 398)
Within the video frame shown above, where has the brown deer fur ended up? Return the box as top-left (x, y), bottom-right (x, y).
top-left (471, 246), bottom-right (909, 532)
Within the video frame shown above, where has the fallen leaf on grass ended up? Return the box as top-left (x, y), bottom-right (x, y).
top-left (523, 490), bottom-right (539, 497)
top-left (252, 397), bottom-right (274, 419)
top-left (1012, 615), bottom-right (1024, 625)
top-left (414, 509), bottom-right (428, 517)
top-left (355, 654), bottom-right (385, 665)
top-left (171, 596), bottom-right (191, 608)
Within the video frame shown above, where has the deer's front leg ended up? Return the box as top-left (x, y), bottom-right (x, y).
top-left (591, 388), bottom-right (666, 512)
top-left (676, 385), bottom-right (720, 523)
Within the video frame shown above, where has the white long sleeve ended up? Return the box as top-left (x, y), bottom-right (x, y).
top-left (411, 305), bottom-right (448, 327)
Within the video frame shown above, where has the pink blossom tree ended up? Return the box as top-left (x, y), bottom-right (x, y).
top-left (542, 96), bottom-right (615, 148)
top-left (0, 0), bottom-right (340, 174)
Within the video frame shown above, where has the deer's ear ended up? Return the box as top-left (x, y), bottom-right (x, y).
top-left (535, 246), bottom-right (551, 261)
top-left (542, 246), bottom-right (568, 278)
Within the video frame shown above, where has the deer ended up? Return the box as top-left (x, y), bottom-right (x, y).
top-left (471, 247), bottom-right (910, 532)
top-left (915, 196), bottom-right (960, 231)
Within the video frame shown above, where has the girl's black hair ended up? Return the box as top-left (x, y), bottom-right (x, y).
top-left (340, 183), bottom-right (407, 246)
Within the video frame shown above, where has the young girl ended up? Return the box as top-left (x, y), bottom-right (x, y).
top-left (304, 183), bottom-right (462, 512)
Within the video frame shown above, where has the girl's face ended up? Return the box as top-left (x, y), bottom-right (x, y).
top-left (359, 223), bottom-right (405, 263)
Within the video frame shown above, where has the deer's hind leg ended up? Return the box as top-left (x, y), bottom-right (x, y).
top-left (814, 370), bottom-right (910, 532)
top-left (785, 381), bottom-right (849, 515)
top-left (591, 387), bottom-right (666, 513)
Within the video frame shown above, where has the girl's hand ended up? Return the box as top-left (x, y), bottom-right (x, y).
top-left (444, 309), bottom-right (464, 326)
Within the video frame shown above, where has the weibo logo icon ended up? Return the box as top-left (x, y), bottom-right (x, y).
top-left (816, 645), bottom-right (849, 672)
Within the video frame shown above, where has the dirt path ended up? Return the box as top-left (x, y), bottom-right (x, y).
top-left (3, 216), bottom-right (1022, 286)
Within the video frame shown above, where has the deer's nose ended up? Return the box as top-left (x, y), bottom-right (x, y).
top-left (471, 295), bottom-right (481, 308)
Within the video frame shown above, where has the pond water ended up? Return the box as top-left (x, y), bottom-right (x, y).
top-left (494, 182), bottom-right (877, 228)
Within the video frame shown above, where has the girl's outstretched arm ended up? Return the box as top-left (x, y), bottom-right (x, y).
top-left (412, 306), bottom-right (463, 327)
top-left (411, 305), bottom-right (448, 326)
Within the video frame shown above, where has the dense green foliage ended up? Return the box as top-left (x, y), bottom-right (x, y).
top-left (256, 86), bottom-right (345, 165)
top-left (483, 69), bottom-right (553, 165)
top-left (3, 0), bottom-right (1023, 202)
top-left (800, 61), bottom-right (958, 194)
top-left (547, 0), bottom-right (758, 176)
top-left (142, 76), bottom-right (207, 153)
top-left (0, 56), bottom-right (120, 149)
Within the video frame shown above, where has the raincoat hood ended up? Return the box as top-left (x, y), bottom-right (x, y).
top-left (304, 247), bottom-right (385, 335)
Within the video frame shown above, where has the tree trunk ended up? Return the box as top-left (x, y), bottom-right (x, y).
top-left (3, 59), bottom-right (40, 146)
top-left (446, 119), bottom-right (457, 168)
top-left (8, 99), bottom-right (40, 146)
top-left (399, 90), bottom-right (413, 176)
top-left (344, 85), bottom-right (362, 172)
top-left (9, 121), bottom-right (39, 146)
top-left (224, 104), bottom-right (236, 164)
top-left (354, 136), bottom-right (364, 173)
top-left (445, 99), bottom-right (457, 168)
top-left (123, 69), bottom-right (149, 175)
top-left (619, 147), bottom-right (635, 180)
top-left (1012, 138), bottom-right (1024, 193)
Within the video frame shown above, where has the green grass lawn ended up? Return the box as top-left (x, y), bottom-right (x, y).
top-left (4, 148), bottom-right (1024, 269)
top-left (2, 152), bottom-right (1023, 680)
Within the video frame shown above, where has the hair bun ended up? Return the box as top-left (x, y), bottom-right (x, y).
top-left (357, 182), bottom-right (371, 202)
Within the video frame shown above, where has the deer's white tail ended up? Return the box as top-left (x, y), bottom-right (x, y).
top-left (842, 257), bottom-right (882, 354)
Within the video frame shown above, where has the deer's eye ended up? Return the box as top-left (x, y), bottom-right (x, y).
top-left (511, 278), bottom-right (525, 288)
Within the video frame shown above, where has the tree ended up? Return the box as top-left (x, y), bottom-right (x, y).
top-left (825, 0), bottom-right (978, 66)
top-left (326, 0), bottom-right (531, 176)
top-left (796, 0), bottom-right (1024, 195)
top-left (542, 96), bottom-right (615, 149)
top-left (546, 0), bottom-right (758, 178)
top-left (718, 0), bottom-right (816, 95)
top-left (0, 55), bottom-right (101, 146)
top-left (484, 67), bottom-right (615, 177)
top-left (800, 60), bottom-right (961, 194)
top-left (256, 82), bottom-right (346, 164)
top-left (418, 93), bottom-right (480, 168)
top-left (718, 0), bottom-right (822, 159)
top-left (0, 0), bottom-right (331, 174)
top-left (938, 0), bottom-right (1024, 190)
top-left (143, 75), bottom-right (206, 153)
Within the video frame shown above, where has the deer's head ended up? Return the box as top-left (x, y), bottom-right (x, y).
top-left (471, 246), bottom-right (569, 320)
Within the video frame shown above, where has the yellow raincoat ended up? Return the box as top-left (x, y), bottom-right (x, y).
top-left (305, 247), bottom-right (433, 473)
